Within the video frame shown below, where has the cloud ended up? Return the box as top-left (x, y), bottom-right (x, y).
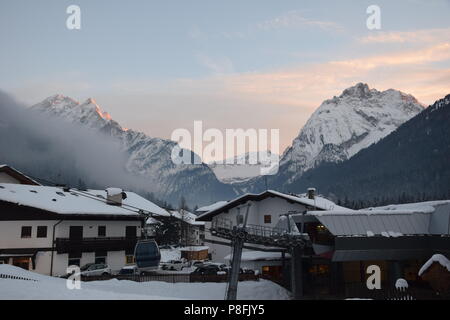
top-left (196, 54), bottom-right (235, 74)
top-left (0, 90), bottom-right (160, 195)
top-left (358, 28), bottom-right (450, 44)
top-left (256, 10), bottom-right (344, 33)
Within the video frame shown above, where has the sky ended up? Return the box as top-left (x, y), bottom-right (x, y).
top-left (1, 0), bottom-right (449, 158)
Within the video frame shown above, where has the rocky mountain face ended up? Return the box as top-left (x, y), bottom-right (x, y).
top-left (31, 95), bottom-right (237, 206)
top-left (242, 83), bottom-right (424, 192)
top-left (29, 83), bottom-right (427, 205)
top-left (286, 93), bottom-right (450, 205)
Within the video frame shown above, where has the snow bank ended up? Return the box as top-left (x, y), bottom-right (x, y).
top-left (160, 249), bottom-right (181, 262)
top-left (0, 265), bottom-right (291, 300)
top-left (418, 254), bottom-right (450, 276)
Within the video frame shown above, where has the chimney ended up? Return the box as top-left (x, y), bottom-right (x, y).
top-left (307, 188), bottom-right (316, 200)
top-left (106, 188), bottom-right (127, 206)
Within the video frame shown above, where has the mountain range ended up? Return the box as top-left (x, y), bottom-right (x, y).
top-left (239, 83), bottom-right (424, 192)
top-left (10, 83), bottom-right (446, 208)
top-left (284, 94), bottom-right (450, 205)
top-left (31, 95), bottom-right (237, 206)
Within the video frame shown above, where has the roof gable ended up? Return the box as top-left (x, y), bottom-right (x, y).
top-left (196, 190), bottom-right (344, 221)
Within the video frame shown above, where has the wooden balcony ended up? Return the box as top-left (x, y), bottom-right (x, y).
top-left (55, 237), bottom-right (140, 254)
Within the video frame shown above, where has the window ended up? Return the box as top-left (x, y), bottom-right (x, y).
top-left (68, 252), bottom-right (82, 267)
top-left (236, 215), bottom-right (244, 225)
top-left (125, 226), bottom-right (137, 238)
top-left (125, 255), bottom-right (135, 264)
top-left (95, 251), bottom-right (107, 264)
top-left (125, 247), bottom-right (134, 264)
top-left (21, 226), bottom-right (32, 238)
top-left (69, 226), bottom-right (83, 240)
top-left (264, 215), bottom-right (272, 224)
top-left (37, 226), bottom-right (47, 238)
top-left (98, 226), bottom-right (106, 237)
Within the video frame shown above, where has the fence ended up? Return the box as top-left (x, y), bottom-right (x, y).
top-left (81, 273), bottom-right (259, 284)
top-left (0, 273), bottom-right (38, 282)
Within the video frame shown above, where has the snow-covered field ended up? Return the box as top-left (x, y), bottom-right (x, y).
top-left (0, 265), bottom-right (291, 300)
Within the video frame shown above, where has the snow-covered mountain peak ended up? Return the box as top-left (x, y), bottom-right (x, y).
top-left (33, 95), bottom-right (120, 130)
top-left (340, 82), bottom-right (373, 99)
top-left (30, 95), bottom-right (236, 205)
top-left (279, 84), bottom-right (424, 183)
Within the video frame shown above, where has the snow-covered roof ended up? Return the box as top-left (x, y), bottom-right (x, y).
top-left (0, 183), bottom-right (168, 217)
top-left (418, 254), bottom-right (450, 276)
top-left (306, 200), bottom-right (450, 237)
top-left (169, 210), bottom-right (205, 225)
top-left (146, 217), bottom-right (163, 225)
top-left (197, 190), bottom-right (347, 221)
top-left (179, 246), bottom-right (209, 252)
top-left (196, 200), bottom-right (229, 213)
top-left (224, 250), bottom-right (290, 262)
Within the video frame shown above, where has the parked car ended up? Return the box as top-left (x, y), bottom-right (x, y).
top-left (161, 260), bottom-right (188, 271)
top-left (118, 265), bottom-right (139, 276)
top-left (191, 261), bottom-right (204, 268)
top-left (242, 268), bottom-right (255, 275)
top-left (191, 264), bottom-right (222, 275)
top-left (80, 264), bottom-right (112, 277)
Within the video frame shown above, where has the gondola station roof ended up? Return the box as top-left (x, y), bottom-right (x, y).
top-left (300, 200), bottom-right (450, 261)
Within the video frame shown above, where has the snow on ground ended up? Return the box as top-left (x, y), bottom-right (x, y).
top-left (0, 265), bottom-right (291, 300)
top-left (160, 248), bottom-right (181, 262)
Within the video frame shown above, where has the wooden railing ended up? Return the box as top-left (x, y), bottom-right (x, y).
top-left (55, 237), bottom-right (140, 253)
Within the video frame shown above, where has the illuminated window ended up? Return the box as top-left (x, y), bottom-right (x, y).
top-left (125, 255), bottom-right (135, 264)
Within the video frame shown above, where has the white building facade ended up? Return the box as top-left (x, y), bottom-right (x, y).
top-left (197, 190), bottom-right (343, 264)
top-left (0, 181), bottom-right (168, 276)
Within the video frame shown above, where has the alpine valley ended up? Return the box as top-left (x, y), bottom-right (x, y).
top-left (4, 82), bottom-right (447, 208)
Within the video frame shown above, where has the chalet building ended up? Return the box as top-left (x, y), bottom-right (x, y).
top-left (148, 209), bottom-right (205, 246)
top-left (169, 209), bottom-right (205, 246)
top-left (196, 189), bottom-right (347, 281)
top-left (0, 183), bottom-right (168, 276)
top-left (197, 189), bottom-right (450, 298)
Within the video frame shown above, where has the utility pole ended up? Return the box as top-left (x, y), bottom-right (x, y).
top-left (226, 203), bottom-right (251, 300)
top-left (286, 213), bottom-right (304, 300)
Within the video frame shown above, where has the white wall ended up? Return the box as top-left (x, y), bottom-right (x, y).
top-left (0, 219), bottom-right (142, 276)
top-left (205, 197), bottom-right (307, 262)
top-left (0, 172), bottom-right (21, 184)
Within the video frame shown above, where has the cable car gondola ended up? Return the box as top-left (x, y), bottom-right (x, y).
top-left (134, 239), bottom-right (160, 274)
